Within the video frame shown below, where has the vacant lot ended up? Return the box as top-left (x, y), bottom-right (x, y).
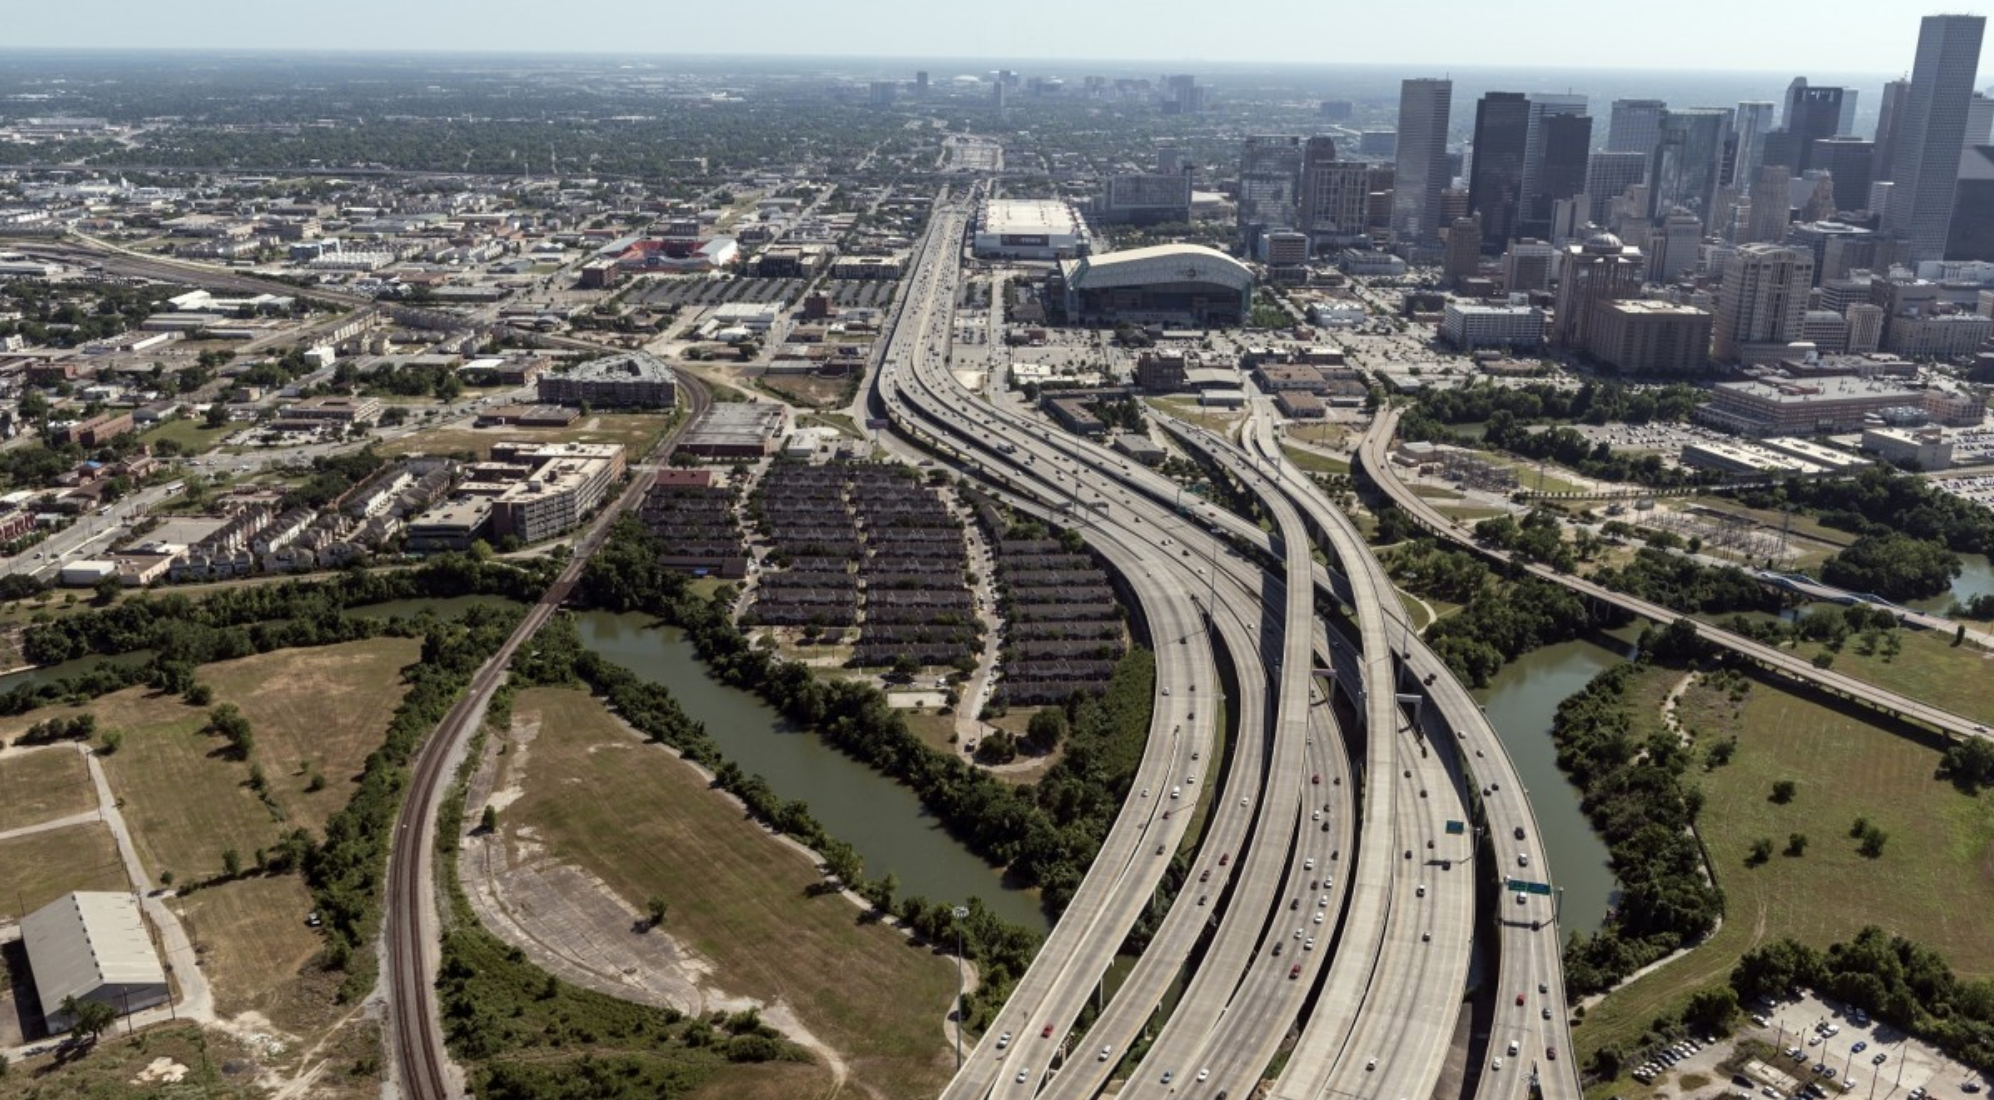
top-left (380, 411), bottom-right (678, 461)
top-left (140, 417), bottom-right (234, 456)
top-left (759, 374), bottom-right (852, 409)
top-left (0, 638), bottom-right (420, 883)
top-left (0, 747), bottom-right (95, 832)
top-left (0, 1023), bottom-right (267, 1100)
top-left (1576, 666), bottom-right (1994, 1063)
top-left (0, 821), bottom-right (130, 922)
top-left (174, 873), bottom-right (323, 1022)
top-left (1282, 444), bottom-right (1351, 476)
top-left (501, 687), bottom-right (957, 1099)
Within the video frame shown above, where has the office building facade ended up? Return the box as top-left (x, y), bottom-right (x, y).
top-left (1237, 134), bottom-right (1304, 252)
top-left (1394, 78), bottom-right (1454, 241)
top-left (1608, 98), bottom-right (1668, 170)
top-left (1650, 108), bottom-right (1734, 226)
top-left (1713, 243), bottom-right (1813, 361)
top-left (1468, 92), bottom-right (1532, 250)
top-left (1884, 14), bottom-right (1987, 262)
top-left (1552, 231), bottom-right (1646, 348)
top-left (1586, 151), bottom-right (1649, 225)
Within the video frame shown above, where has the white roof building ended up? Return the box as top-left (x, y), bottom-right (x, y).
top-left (22, 892), bottom-right (170, 1031)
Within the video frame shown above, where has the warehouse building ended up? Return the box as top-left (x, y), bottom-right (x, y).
top-left (972, 199), bottom-right (1091, 260)
top-left (23, 892), bottom-right (170, 1032)
top-left (1681, 440), bottom-right (1828, 476)
top-left (536, 351), bottom-right (677, 408)
top-left (677, 401), bottom-right (793, 459)
top-left (1057, 244), bottom-right (1253, 327)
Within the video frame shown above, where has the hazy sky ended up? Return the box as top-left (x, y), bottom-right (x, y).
top-left (7, 0), bottom-right (1990, 80)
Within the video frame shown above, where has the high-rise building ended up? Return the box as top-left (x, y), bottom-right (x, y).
top-left (1811, 138), bottom-right (1876, 212)
top-left (1157, 144), bottom-right (1183, 175)
top-left (1237, 135), bottom-right (1304, 253)
top-left (1552, 231), bottom-right (1646, 348)
top-left (1468, 92), bottom-right (1532, 250)
top-left (915, 71), bottom-right (929, 96)
top-left (868, 81), bottom-right (898, 107)
top-left (1524, 110), bottom-right (1594, 239)
top-left (1609, 99), bottom-right (1669, 171)
top-left (1653, 211), bottom-right (1704, 282)
top-left (1966, 93), bottom-right (1994, 154)
top-left (1443, 214), bottom-right (1482, 287)
top-left (1162, 74), bottom-right (1205, 115)
top-left (1650, 108), bottom-right (1734, 225)
top-left (1839, 91), bottom-right (1860, 138)
top-left (1394, 78), bottom-right (1453, 241)
top-left (1873, 79), bottom-right (1911, 181)
top-left (1299, 137), bottom-right (1375, 246)
top-left (1713, 243), bottom-right (1813, 361)
top-left (1502, 238), bottom-right (1555, 293)
top-left (1947, 144), bottom-right (1994, 261)
top-left (1884, 14), bottom-right (1987, 263)
top-left (1780, 80), bottom-right (1848, 171)
top-left (1586, 151), bottom-right (1650, 226)
top-left (1733, 101), bottom-right (1778, 183)
top-left (1520, 95), bottom-right (1589, 216)
top-left (1101, 171), bottom-right (1194, 226)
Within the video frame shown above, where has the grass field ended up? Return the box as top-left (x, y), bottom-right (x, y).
top-left (500, 687), bottom-right (959, 1098)
top-left (173, 873), bottom-right (326, 1024)
top-left (140, 417), bottom-right (235, 456)
top-left (0, 638), bottom-right (421, 883)
top-left (759, 374), bottom-right (851, 409)
top-left (378, 411), bottom-right (679, 461)
top-left (1574, 665), bottom-right (1994, 1066)
top-left (1698, 618), bottom-right (1994, 728)
top-left (1282, 444), bottom-right (1351, 476)
top-left (0, 747), bottom-right (96, 833)
top-left (0, 821), bottom-right (130, 922)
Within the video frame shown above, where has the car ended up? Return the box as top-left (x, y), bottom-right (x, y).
top-left (1509, 1040), bottom-right (1521, 1056)
top-left (1548, 1046), bottom-right (1558, 1061)
top-left (1157, 843), bottom-right (1166, 855)
top-left (1853, 1042), bottom-right (1868, 1054)
top-left (1493, 1058), bottom-right (1504, 1071)
top-left (1518, 852), bottom-right (1530, 867)
top-left (1162, 1070), bottom-right (1174, 1084)
top-left (1017, 1068), bottom-right (1031, 1083)
top-left (1292, 897), bottom-right (1302, 910)
top-left (1964, 1084), bottom-right (1983, 1094)
top-left (1367, 1058), bottom-right (1378, 1071)
top-left (1042, 1025), bottom-right (1054, 1039)
top-left (1197, 894), bottom-right (1207, 906)
top-left (1273, 942), bottom-right (1284, 956)
top-left (1198, 1069), bottom-right (1211, 1082)
top-left (1517, 993), bottom-right (1527, 1006)
top-left (1543, 1007), bottom-right (1553, 1019)
top-left (1515, 892), bottom-right (1527, 905)
top-left (1816, 1064), bottom-right (1830, 1076)
top-left (1873, 1054), bottom-right (1888, 1066)
top-left (1162, 687), bottom-right (1170, 696)
top-left (1295, 927), bottom-right (1304, 938)
top-left (1423, 931), bottom-right (1432, 942)
top-left (1305, 937), bottom-right (1316, 950)
top-left (1199, 869), bottom-right (1211, 882)
top-left (1314, 911), bottom-right (1324, 924)
top-left (1755, 1014), bottom-right (1772, 1027)
top-left (1219, 852), bottom-right (1230, 865)
top-left (1100, 1046), bottom-right (1112, 1062)
top-left (1416, 884), bottom-right (1427, 897)
top-left (1304, 857), bottom-right (1316, 870)
top-left (1825, 1069), bottom-right (1838, 1080)
top-left (997, 1032), bottom-right (1011, 1049)
top-left (1515, 825), bottom-right (1527, 839)
top-left (1312, 773), bottom-right (1321, 784)
top-left (1320, 895), bottom-right (1330, 907)
top-left (1290, 963), bottom-right (1302, 979)
top-left (1809, 1036), bottom-right (1824, 1047)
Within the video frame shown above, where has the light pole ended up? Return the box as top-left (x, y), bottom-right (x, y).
top-left (952, 905), bottom-right (970, 1070)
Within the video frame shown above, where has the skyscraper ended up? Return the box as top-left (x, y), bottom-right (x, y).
top-left (1649, 108), bottom-right (1734, 225)
top-left (1948, 144), bottom-right (1994, 261)
top-left (1812, 138), bottom-right (1876, 212)
top-left (1781, 80), bottom-right (1848, 171)
top-left (1745, 164), bottom-right (1796, 243)
top-left (1394, 78), bottom-right (1453, 242)
top-left (1732, 101), bottom-right (1777, 183)
top-left (1586, 151), bottom-right (1650, 226)
top-left (1300, 136), bottom-right (1375, 247)
top-left (1523, 107), bottom-right (1593, 239)
top-left (1713, 243), bottom-right (1813, 362)
top-left (1885, 14), bottom-right (1988, 263)
top-left (1873, 79), bottom-right (1911, 182)
top-left (1236, 135), bottom-right (1304, 254)
top-left (1966, 93), bottom-right (1994, 153)
top-left (1552, 231), bottom-right (1646, 348)
top-left (1608, 99), bottom-right (1668, 169)
top-left (1468, 92), bottom-right (1532, 250)
top-left (1520, 95), bottom-right (1589, 216)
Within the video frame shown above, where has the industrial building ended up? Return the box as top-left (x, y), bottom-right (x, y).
top-left (536, 351), bottom-right (677, 408)
top-left (1862, 426), bottom-right (1954, 469)
top-left (1680, 440), bottom-right (1830, 476)
top-left (972, 199), bottom-right (1090, 260)
top-left (1756, 437), bottom-right (1871, 472)
top-left (23, 892), bottom-right (170, 1032)
top-left (1057, 244), bottom-right (1253, 328)
top-left (677, 401), bottom-right (793, 459)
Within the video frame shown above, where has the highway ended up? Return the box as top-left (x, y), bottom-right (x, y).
top-left (1359, 407), bottom-right (1994, 744)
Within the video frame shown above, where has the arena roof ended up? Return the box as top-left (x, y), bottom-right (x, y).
top-left (1060, 244), bottom-right (1254, 294)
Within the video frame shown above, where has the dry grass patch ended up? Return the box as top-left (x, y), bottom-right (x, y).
top-left (681, 1061), bottom-right (835, 1100)
top-left (174, 874), bottom-right (322, 1022)
top-left (379, 411), bottom-right (678, 462)
top-left (0, 747), bottom-right (96, 832)
top-left (0, 1023), bottom-right (266, 1100)
top-left (0, 821), bottom-right (130, 922)
top-left (0, 639), bottom-right (421, 884)
top-left (502, 686), bottom-right (958, 1099)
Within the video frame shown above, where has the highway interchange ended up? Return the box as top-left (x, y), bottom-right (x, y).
top-left (870, 192), bottom-right (1583, 1100)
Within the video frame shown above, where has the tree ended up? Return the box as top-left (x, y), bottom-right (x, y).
top-left (1025, 708), bottom-right (1067, 752)
top-left (1683, 985), bottom-right (1739, 1031)
top-left (59, 996), bottom-right (117, 1042)
top-left (98, 729), bottom-right (122, 755)
top-left (480, 804), bottom-right (498, 833)
top-left (1822, 532), bottom-right (1961, 601)
top-left (1770, 779), bottom-right (1797, 804)
top-left (1858, 824), bottom-right (1888, 858)
top-left (184, 682), bottom-right (213, 706)
top-left (891, 653), bottom-right (922, 680)
top-left (222, 848), bottom-right (242, 877)
top-left (646, 896), bottom-right (668, 928)
top-left (203, 402), bottom-right (228, 429)
top-left (91, 575), bottom-right (121, 607)
top-left (1748, 837), bottom-right (1774, 865)
top-left (1786, 832), bottom-right (1809, 857)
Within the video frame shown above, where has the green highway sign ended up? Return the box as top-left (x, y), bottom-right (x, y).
top-left (1445, 820), bottom-right (1465, 835)
top-left (1506, 878), bottom-right (1553, 896)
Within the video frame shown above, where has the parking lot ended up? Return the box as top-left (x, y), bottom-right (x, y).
top-left (1622, 992), bottom-right (1985, 1100)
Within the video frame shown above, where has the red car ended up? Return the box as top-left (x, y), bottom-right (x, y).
top-left (1219, 853), bottom-right (1230, 866)
top-left (1516, 993), bottom-right (1526, 1006)
top-left (1547, 1047), bottom-right (1558, 1061)
top-left (1041, 1025), bottom-right (1054, 1039)
top-left (1290, 964), bottom-right (1302, 979)
top-left (1312, 773), bottom-right (1321, 785)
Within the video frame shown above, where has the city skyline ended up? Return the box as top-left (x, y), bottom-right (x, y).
top-left (6, 0), bottom-right (1994, 80)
